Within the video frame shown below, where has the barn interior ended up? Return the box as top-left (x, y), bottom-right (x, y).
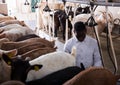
top-left (0, 0), bottom-right (120, 85)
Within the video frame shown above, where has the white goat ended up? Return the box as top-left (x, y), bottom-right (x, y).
top-left (0, 24), bottom-right (35, 41)
top-left (26, 49), bottom-right (76, 81)
top-left (72, 10), bottom-right (113, 36)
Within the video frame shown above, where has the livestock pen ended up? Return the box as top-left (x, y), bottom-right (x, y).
top-left (35, 0), bottom-right (120, 85)
top-left (0, 0), bottom-right (120, 85)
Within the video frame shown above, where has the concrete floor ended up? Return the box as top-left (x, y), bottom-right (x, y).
top-left (99, 33), bottom-right (120, 74)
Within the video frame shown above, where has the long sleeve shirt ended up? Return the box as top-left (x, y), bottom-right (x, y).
top-left (64, 35), bottom-right (102, 69)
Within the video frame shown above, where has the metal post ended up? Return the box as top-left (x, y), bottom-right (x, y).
top-left (105, 0), bottom-right (118, 73)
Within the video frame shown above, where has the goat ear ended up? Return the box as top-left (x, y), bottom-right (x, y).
top-left (2, 53), bottom-right (13, 65)
top-left (80, 63), bottom-right (85, 70)
top-left (54, 46), bottom-right (57, 49)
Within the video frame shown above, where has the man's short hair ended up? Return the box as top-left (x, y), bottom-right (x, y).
top-left (74, 21), bottom-right (86, 32)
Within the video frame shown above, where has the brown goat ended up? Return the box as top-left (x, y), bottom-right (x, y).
top-left (63, 67), bottom-right (120, 85)
top-left (0, 38), bottom-right (9, 48)
top-left (0, 20), bottom-right (27, 27)
top-left (17, 42), bottom-right (47, 55)
top-left (20, 47), bottom-right (57, 60)
top-left (0, 80), bottom-right (25, 85)
top-left (0, 16), bottom-right (15, 23)
top-left (1, 38), bottom-right (55, 50)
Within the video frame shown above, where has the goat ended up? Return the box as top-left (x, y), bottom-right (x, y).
top-left (0, 16), bottom-right (15, 23)
top-left (1, 54), bottom-right (42, 83)
top-left (26, 65), bottom-right (85, 85)
top-left (15, 34), bottom-right (40, 42)
top-left (1, 47), bottom-right (76, 82)
top-left (1, 38), bottom-right (55, 50)
top-left (19, 47), bottom-right (57, 60)
top-left (50, 9), bottom-right (73, 40)
top-left (16, 42), bottom-right (47, 55)
top-left (72, 10), bottom-right (113, 36)
top-left (0, 80), bottom-right (25, 85)
top-left (0, 24), bottom-right (34, 41)
top-left (0, 38), bottom-right (9, 48)
top-left (63, 67), bottom-right (120, 85)
top-left (0, 20), bottom-right (27, 27)
top-left (0, 49), bottom-right (17, 83)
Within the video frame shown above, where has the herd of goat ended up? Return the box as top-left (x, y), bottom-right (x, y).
top-left (0, 3), bottom-right (119, 85)
top-left (37, 2), bottom-right (114, 40)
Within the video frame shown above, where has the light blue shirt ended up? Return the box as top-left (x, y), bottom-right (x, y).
top-left (64, 35), bottom-right (102, 68)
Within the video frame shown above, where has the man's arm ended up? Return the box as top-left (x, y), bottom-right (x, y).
top-left (63, 41), bottom-right (71, 53)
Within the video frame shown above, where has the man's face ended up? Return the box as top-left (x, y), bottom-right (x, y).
top-left (75, 30), bottom-right (86, 42)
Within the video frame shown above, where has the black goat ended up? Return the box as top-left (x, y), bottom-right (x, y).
top-left (26, 64), bottom-right (85, 85)
top-left (50, 9), bottom-right (73, 40)
top-left (76, 6), bottom-right (90, 15)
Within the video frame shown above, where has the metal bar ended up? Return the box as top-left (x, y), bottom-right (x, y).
top-left (105, 0), bottom-right (118, 74)
top-left (65, 0), bottom-right (120, 7)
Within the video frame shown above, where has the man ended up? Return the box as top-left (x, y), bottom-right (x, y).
top-left (64, 21), bottom-right (102, 69)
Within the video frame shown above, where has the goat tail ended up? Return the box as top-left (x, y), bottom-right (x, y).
top-left (71, 46), bottom-right (76, 58)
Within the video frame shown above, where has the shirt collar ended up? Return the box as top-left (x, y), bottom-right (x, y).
top-left (74, 35), bottom-right (88, 43)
